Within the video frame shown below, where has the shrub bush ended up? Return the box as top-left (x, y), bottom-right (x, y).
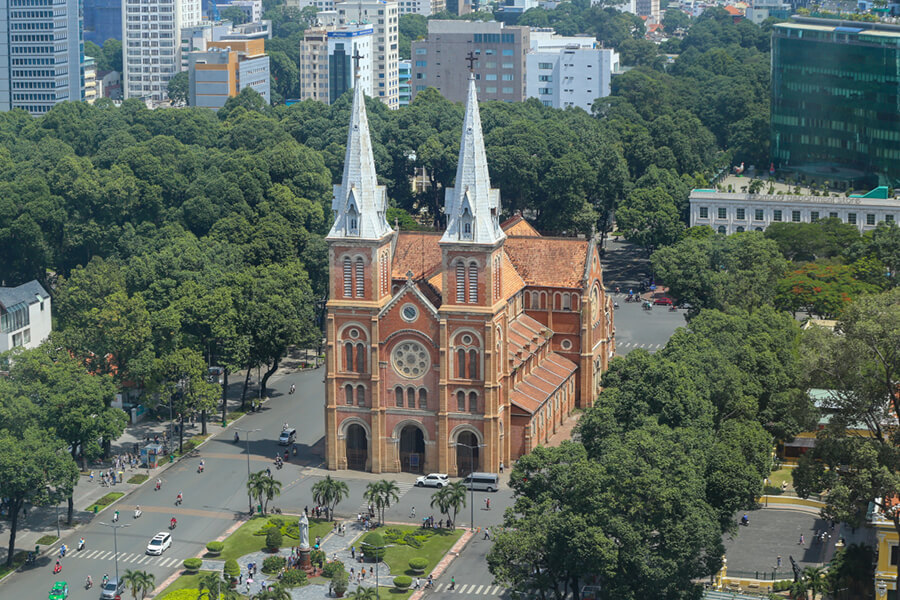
top-left (265, 527), bottom-right (283, 550)
top-left (311, 549), bottom-right (326, 566)
top-left (332, 569), bottom-right (349, 596)
top-left (408, 557), bottom-right (428, 574)
top-left (362, 532), bottom-right (386, 561)
top-left (159, 590), bottom-right (203, 600)
top-left (402, 531), bottom-right (423, 548)
top-left (262, 555), bottom-right (286, 574)
top-left (772, 580), bottom-right (792, 592)
top-left (322, 560), bottom-right (345, 578)
top-left (281, 569), bottom-right (307, 587)
top-left (393, 575), bottom-right (412, 590)
top-left (183, 558), bottom-right (202, 572)
top-left (223, 559), bottom-right (240, 581)
top-left (205, 541), bottom-right (224, 555)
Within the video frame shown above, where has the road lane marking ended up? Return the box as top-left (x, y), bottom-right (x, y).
top-left (474, 585), bottom-right (484, 594)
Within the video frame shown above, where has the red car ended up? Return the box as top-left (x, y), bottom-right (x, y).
top-left (653, 296), bottom-right (674, 306)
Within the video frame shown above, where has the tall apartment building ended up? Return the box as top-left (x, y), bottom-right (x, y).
top-left (84, 0), bottom-right (122, 45)
top-left (215, 0), bottom-right (263, 23)
top-left (285, 0), bottom-right (335, 11)
top-left (410, 20), bottom-right (529, 103)
top-left (0, 0), bottom-right (84, 115)
top-left (299, 24), bottom-right (373, 103)
top-left (398, 59), bottom-right (410, 106)
top-left (635, 0), bottom-right (659, 21)
top-left (328, 0), bottom-right (399, 108)
top-left (771, 17), bottom-right (900, 188)
top-left (526, 30), bottom-right (618, 111)
top-left (397, 0), bottom-right (445, 16)
top-left (181, 20), bottom-right (271, 69)
top-left (84, 56), bottom-right (99, 103)
top-left (188, 38), bottom-right (270, 108)
top-left (122, 0), bottom-right (203, 101)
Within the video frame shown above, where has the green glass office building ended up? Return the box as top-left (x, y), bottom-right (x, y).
top-left (771, 18), bottom-right (900, 188)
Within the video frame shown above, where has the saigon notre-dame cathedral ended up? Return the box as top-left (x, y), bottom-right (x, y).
top-left (323, 73), bottom-right (615, 475)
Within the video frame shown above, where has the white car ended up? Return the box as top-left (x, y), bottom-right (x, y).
top-left (415, 473), bottom-right (449, 488)
top-left (146, 532), bottom-right (172, 555)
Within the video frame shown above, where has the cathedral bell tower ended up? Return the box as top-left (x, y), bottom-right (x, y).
top-left (325, 58), bottom-right (394, 472)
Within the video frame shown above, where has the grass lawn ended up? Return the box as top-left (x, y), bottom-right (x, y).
top-left (86, 491), bottom-right (124, 512)
top-left (0, 551), bottom-right (27, 580)
top-left (764, 467), bottom-right (794, 495)
top-left (127, 474), bottom-right (149, 484)
top-left (35, 535), bottom-right (59, 545)
top-left (156, 570), bottom-right (230, 599)
top-left (219, 515), bottom-right (331, 562)
top-left (364, 525), bottom-right (464, 578)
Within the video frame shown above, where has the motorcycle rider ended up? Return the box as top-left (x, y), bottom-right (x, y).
top-left (86, 575), bottom-right (93, 589)
top-left (170, 517), bottom-right (177, 529)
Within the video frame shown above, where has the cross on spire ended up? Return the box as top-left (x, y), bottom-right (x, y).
top-left (352, 50), bottom-right (364, 77)
top-left (465, 51), bottom-right (477, 73)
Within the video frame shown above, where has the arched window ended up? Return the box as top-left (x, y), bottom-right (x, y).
top-left (418, 389), bottom-right (427, 409)
top-left (345, 384), bottom-right (353, 405)
top-left (457, 348), bottom-right (466, 378)
top-left (562, 293), bottom-right (571, 310)
top-left (343, 257), bottom-right (352, 298)
top-left (345, 342), bottom-right (354, 372)
top-left (355, 258), bottom-right (364, 298)
top-left (456, 262), bottom-right (465, 303)
top-left (554, 293), bottom-right (561, 310)
top-left (457, 391), bottom-right (466, 412)
top-left (469, 391), bottom-right (478, 412)
top-left (395, 386), bottom-right (404, 407)
top-left (468, 263), bottom-right (478, 303)
top-left (468, 349), bottom-right (479, 380)
top-left (380, 252), bottom-right (389, 296)
top-left (356, 343), bottom-right (366, 373)
top-left (736, 226), bottom-right (745, 233)
top-left (717, 226), bottom-right (727, 235)
top-left (493, 255), bottom-right (501, 301)
top-left (356, 385), bottom-right (365, 406)
top-left (407, 387), bottom-right (416, 408)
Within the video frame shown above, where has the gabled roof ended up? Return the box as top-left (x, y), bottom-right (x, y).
top-left (501, 215), bottom-right (541, 237)
top-left (504, 236), bottom-right (590, 288)
top-left (379, 276), bottom-right (440, 319)
top-left (509, 352), bottom-right (578, 414)
top-left (0, 280), bottom-right (49, 312)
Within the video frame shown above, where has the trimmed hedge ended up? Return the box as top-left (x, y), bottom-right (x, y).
top-left (281, 569), bottom-right (307, 587)
top-left (408, 557), bottom-right (427, 574)
top-left (224, 559), bottom-right (240, 580)
top-left (362, 532), bottom-right (386, 561)
top-left (206, 541), bottom-right (224, 555)
top-left (393, 575), bottom-right (412, 590)
top-left (262, 555), bottom-right (286, 574)
top-left (183, 558), bottom-right (202, 572)
top-left (322, 560), bottom-right (345, 578)
top-left (265, 527), bottom-right (283, 551)
top-left (159, 590), bottom-right (203, 600)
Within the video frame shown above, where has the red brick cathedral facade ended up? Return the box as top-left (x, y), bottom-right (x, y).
top-left (324, 76), bottom-right (615, 475)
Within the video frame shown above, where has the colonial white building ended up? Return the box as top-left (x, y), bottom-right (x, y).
top-left (0, 281), bottom-right (52, 353)
top-left (690, 187), bottom-right (900, 234)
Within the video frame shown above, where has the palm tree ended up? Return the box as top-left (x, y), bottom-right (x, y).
top-left (348, 587), bottom-right (378, 600)
top-left (252, 583), bottom-right (291, 600)
top-left (790, 577), bottom-right (809, 600)
top-left (261, 475), bottom-right (282, 514)
top-left (803, 565), bottom-right (829, 600)
top-left (430, 485), bottom-right (452, 525)
top-left (312, 475), bottom-right (349, 521)
top-left (121, 569), bottom-right (155, 600)
top-left (198, 572), bottom-right (222, 600)
top-left (364, 479), bottom-right (399, 525)
top-left (248, 470), bottom-right (268, 513)
top-left (444, 481), bottom-right (467, 527)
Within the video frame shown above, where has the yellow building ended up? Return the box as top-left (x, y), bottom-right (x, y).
top-left (187, 39), bottom-right (270, 109)
top-left (872, 499), bottom-right (898, 599)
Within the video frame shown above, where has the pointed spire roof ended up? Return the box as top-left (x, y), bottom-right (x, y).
top-left (327, 81), bottom-right (391, 241)
top-left (441, 74), bottom-right (504, 246)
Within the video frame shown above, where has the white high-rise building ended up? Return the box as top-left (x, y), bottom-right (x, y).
top-left (328, 0), bottom-right (399, 108)
top-left (299, 24), bottom-right (374, 103)
top-left (397, 0), bottom-right (445, 16)
top-left (526, 30), bottom-right (619, 112)
top-left (122, 0), bottom-right (203, 101)
top-left (0, 0), bottom-right (84, 115)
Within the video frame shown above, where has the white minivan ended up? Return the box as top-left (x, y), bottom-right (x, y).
top-left (462, 472), bottom-right (499, 492)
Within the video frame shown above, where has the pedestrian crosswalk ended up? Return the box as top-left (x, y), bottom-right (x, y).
top-left (616, 341), bottom-right (662, 352)
top-left (70, 549), bottom-right (184, 568)
top-left (430, 583), bottom-right (505, 595)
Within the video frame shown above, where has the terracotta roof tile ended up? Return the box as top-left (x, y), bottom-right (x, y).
top-left (501, 215), bottom-right (541, 237)
top-left (500, 251), bottom-right (526, 300)
top-left (509, 351), bottom-right (578, 414)
top-left (723, 5), bottom-right (742, 14)
top-left (393, 232), bottom-right (442, 280)
top-left (504, 237), bottom-right (589, 288)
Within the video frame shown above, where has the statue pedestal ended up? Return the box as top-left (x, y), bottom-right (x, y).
top-left (298, 547), bottom-right (312, 573)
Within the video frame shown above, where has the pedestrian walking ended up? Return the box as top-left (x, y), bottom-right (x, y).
top-left (483, 527), bottom-right (491, 540)
top-left (410, 506), bottom-right (416, 518)
top-left (799, 534), bottom-right (805, 545)
top-left (776, 556), bottom-right (782, 568)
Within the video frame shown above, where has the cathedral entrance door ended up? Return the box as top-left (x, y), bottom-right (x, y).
top-left (346, 424), bottom-right (368, 471)
top-left (456, 431), bottom-right (480, 477)
top-left (399, 425), bottom-right (425, 473)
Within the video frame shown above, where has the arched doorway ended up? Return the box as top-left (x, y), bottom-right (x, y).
top-left (399, 425), bottom-right (425, 473)
top-left (456, 431), bottom-right (480, 477)
top-left (346, 424), bottom-right (368, 471)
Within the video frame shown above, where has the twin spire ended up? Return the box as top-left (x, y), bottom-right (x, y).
top-left (328, 66), bottom-right (503, 246)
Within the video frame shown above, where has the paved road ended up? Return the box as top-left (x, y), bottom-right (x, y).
top-left (611, 295), bottom-right (686, 355)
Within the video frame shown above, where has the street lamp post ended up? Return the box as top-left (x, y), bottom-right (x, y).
top-left (234, 427), bottom-right (260, 514)
top-left (364, 542), bottom-right (394, 600)
top-left (99, 521), bottom-right (129, 587)
top-left (453, 442), bottom-right (486, 531)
